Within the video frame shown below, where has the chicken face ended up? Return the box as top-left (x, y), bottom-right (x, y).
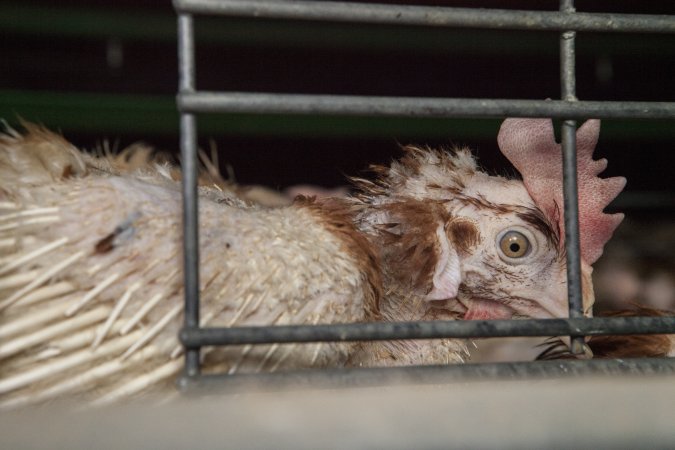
top-left (442, 174), bottom-right (585, 321)
top-left (356, 118), bottom-right (621, 324)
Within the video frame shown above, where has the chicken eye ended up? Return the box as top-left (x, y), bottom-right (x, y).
top-left (499, 230), bottom-right (531, 258)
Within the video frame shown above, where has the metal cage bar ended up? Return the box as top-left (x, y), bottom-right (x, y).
top-left (178, 92), bottom-right (675, 119)
top-left (177, 13), bottom-right (201, 378)
top-left (559, 0), bottom-right (585, 355)
top-left (180, 358), bottom-right (675, 393)
top-left (174, 0), bottom-right (675, 34)
top-left (181, 316), bottom-right (675, 347)
top-left (174, 0), bottom-right (675, 388)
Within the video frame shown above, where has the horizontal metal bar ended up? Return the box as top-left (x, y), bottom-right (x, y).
top-left (174, 0), bottom-right (675, 34)
top-left (178, 92), bottom-right (675, 120)
top-left (177, 357), bottom-right (675, 392)
top-left (181, 317), bottom-right (675, 347)
top-left (3, 90), bottom-right (674, 139)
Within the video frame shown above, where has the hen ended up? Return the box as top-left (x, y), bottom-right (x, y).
top-left (0, 118), bottom-right (624, 407)
top-left (537, 305), bottom-right (675, 360)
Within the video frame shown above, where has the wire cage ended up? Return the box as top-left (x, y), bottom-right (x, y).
top-left (172, 0), bottom-right (675, 392)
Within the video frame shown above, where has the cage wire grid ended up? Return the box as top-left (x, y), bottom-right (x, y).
top-left (173, 0), bottom-right (675, 391)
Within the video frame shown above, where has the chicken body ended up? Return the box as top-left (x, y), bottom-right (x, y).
top-left (0, 119), bottom-right (622, 406)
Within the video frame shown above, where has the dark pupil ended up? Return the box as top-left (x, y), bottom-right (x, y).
top-left (509, 243), bottom-right (520, 253)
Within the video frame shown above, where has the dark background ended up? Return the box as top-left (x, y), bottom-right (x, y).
top-left (1, 0), bottom-right (673, 210)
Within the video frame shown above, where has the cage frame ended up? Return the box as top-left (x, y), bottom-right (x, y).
top-left (173, 0), bottom-right (675, 391)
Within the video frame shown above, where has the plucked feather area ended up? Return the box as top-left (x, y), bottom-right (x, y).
top-left (0, 125), bottom-right (377, 408)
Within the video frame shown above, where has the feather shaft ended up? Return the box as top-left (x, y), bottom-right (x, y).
top-left (0, 250), bottom-right (84, 311)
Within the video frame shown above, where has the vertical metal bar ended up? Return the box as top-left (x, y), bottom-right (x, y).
top-left (178, 13), bottom-right (201, 376)
top-left (559, 0), bottom-right (585, 355)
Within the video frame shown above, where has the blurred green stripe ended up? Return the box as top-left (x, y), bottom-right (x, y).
top-left (0, 4), bottom-right (176, 41)
top-left (1, 89), bottom-right (673, 140)
top-left (1, 90), bottom-right (178, 134)
top-left (1, 4), bottom-right (673, 56)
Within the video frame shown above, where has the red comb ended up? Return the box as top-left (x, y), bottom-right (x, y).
top-left (497, 118), bottom-right (626, 264)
